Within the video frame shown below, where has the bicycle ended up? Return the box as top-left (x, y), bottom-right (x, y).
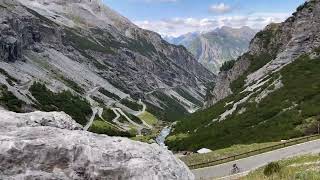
top-left (230, 164), bottom-right (241, 175)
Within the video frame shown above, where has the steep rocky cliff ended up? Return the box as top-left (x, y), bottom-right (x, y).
top-left (0, 109), bottom-right (194, 179)
top-left (0, 0), bottom-right (214, 125)
top-left (167, 0), bottom-right (320, 151)
top-left (207, 0), bottom-right (320, 106)
top-left (167, 27), bottom-right (256, 73)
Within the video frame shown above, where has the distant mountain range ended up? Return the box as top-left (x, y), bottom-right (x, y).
top-left (167, 0), bottom-right (320, 151)
top-left (165, 26), bottom-right (257, 74)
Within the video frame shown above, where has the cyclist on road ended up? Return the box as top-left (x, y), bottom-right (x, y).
top-left (231, 163), bottom-right (240, 174)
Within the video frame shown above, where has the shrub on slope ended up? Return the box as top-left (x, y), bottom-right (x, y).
top-left (168, 54), bottom-right (320, 151)
top-left (30, 82), bottom-right (92, 125)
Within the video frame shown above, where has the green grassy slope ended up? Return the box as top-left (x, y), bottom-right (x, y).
top-left (167, 53), bottom-right (320, 151)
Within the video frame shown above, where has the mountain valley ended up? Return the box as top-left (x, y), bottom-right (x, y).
top-left (1, 0), bottom-right (320, 179)
top-left (0, 0), bottom-right (215, 139)
top-left (167, 0), bottom-right (320, 152)
top-left (166, 26), bottom-right (256, 73)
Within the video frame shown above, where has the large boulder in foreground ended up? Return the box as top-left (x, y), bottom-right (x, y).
top-left (0, 110), bottom-right (194, 180)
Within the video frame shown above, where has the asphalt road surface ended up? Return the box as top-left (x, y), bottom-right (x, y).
top-left (192, 139), bottom-right (320, 180)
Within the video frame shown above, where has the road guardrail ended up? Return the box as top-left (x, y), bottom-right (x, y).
top-left (189, 134), bottom-right (320, 169)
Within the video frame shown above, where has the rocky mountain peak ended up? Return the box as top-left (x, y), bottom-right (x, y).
top-left (168, 26), bottom-right (256, 73)
top-left (213, 26), bottom-right (256, 40)
top-left (18, 0), bottom-right (135, 31)
top-left (207, 0), bottom-right (320, 106)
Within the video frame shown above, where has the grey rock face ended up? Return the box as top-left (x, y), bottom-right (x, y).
top-left (206, 0), bottom-right (320, 106)
top-left (0, 36), bottom-right (21, 62)
top-left (0, 13), bottom-right (45, 62)
top-left (0, 110), bottom-right (83, 131)
top-left (0, 20), bottom-right (22, 62)
top-left (205, 55), bottom-right (250, 107)
top-left (0, 110), bottom-right (194, 180)
top-left (246, 0), bottom-right (320, 84)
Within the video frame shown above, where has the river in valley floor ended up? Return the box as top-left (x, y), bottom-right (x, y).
top-left (156, 126), bottom-right (172, 148)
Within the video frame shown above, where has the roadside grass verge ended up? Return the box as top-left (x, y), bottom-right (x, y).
top-left (186, 135), bottom-right (320, 169)
top-left (181, 142), bottom-right (279, 168)
top-left (242, 154), bottom-right (320, 180)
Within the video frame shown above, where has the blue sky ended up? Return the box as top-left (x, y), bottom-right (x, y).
top-left (103, 0), bottom-right (305, 36)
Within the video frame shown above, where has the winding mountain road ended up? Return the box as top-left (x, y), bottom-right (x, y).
top-left (84, 107), bottom-right (99, 131)
top-left (192, 139), bottom-right (320, 180)
top-left (111, 108), bottom-right (121, 123)
top-left (134, 99), bottom-right (153, 129)
top-left (114, 108), bottom-right (144, 128)
top-left (96, 107), bottom-right (126, 131)
top-left (145, 83), bottom-right (184, 95)
top-left (83, 86), bottom-right (100, 131)
top-left (134, 99), bottom-right (146, 116)
top-left (84, 86), bottom-right (152, 132)
top-left (111, 108), bottom-right (130, 129)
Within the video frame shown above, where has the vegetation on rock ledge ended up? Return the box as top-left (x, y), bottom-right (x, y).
top-left (30, 82), bottom-right (92, 126)
top-left (0, 84), bottom-right (25, 113)
top-left (220, 60), bottom-right (236, 72)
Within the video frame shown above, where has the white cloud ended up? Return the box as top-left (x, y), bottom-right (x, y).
top-left (134, 13), bottom-right (291, 37)
top-left (209, 3), bottom-right (232, 14)
top-left (133, 0), bottom-right (178, 2)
